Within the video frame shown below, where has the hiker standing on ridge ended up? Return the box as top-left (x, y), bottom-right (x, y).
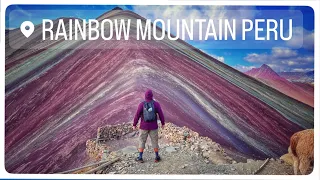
top-left (133, 89), bottom-right (165, 163)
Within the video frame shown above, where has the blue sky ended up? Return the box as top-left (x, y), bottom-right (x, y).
top-left (6, 5), bottom-right (314, 72)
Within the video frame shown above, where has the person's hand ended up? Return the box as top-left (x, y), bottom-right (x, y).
top-left (132, 126), bottom-right (136, 130)
top-left (161, 124), bottom-right (165, 129)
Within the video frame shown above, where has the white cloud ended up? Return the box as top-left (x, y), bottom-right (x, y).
top-left (286, 60), bottom-right (297, 66)
top-left (233, 65), bottom-right (257, 72)
top-left (271, 47), bottom-right (298, 58)
top-left (292, 68), bottom-right (314, 72)
top-left (243, 47), bottom-right (314, 72)
top-left (200, 49), bottom-right (225, 63)
top-left (286, 27), bottom-right (314, 50)
top-left (244, 53), bottom-right (269, 63)
top-left (303, 31), bottom-right (314, 50)
top-left (214, 56), bottom-right (225, 63)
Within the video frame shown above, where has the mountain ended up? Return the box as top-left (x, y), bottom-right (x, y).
top-left (245, 64), bottom-right (283, 80)
top-left (245, 64), bottom-right (314, 107)
top-left (278, 71), bottom-right (314, 83)
top-left (5, 8), bottom-right (313, 173)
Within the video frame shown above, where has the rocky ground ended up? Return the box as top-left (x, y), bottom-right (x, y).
top-left (92, 144), bottom-right (294, 175)
top-left (81, 123), bottom-right (310, 175)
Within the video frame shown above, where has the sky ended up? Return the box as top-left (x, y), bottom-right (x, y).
top-left (5, 5), bottom-right (315, 73)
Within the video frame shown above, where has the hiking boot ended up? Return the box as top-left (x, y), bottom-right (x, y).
top-left (135, 157), bottom-right (144, 163)
top-left (155, 156), bottom-right (161, 163)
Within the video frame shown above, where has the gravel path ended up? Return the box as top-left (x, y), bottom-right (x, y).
top-left (83, 124), bottom-right (312, 175)
top-left (91, 142), bottom-right (299, 175)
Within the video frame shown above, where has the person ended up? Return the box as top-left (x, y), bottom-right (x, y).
top-left (133, 89), bottom-right (165, 163)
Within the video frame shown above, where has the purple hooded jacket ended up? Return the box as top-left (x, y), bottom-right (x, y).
top-left (133, 89), bottom-right (165, 130)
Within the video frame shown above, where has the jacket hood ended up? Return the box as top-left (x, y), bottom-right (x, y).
top-left (145, 89), bottom-right (153, 102)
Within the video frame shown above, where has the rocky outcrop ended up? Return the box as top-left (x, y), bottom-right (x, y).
top-left (159, 123), bottom-right (232, 164)
top-left (86, 123), bottom-right (136, 160)
top-left (86, 122), bottom-right (232, 165)
top-left (86, 139), bottom-right (107, 161)
top-left (96, 123), bottom-right (134, 142)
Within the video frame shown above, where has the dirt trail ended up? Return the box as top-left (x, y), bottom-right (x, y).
top-left (98, 142), bottom-right (295, 175)
top-left (82, 125), bottom-right (299, 175)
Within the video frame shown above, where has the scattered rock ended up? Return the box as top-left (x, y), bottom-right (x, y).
top-left (202, 151), bottom-right (210, 158)
top-left (165, 146), bottom-right (177, 153)
top-left (203, 151), bottom-right (229, 165)
top-left (85, 122), bottom-right (295, 175)
top-left (200, 142), bottom-right (210, 151)
top-left (247, 159), bottom-right (255, 163)
top-left (232, 160), bottom-right (237, 164)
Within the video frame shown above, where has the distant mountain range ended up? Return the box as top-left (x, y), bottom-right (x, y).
top-left (245, 64), bottom-right (314, 107)
top-left (278, 71), bottom-right (314, 83)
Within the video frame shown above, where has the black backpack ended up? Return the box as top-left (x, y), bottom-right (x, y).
top-left (143, 100), bottom-right (156, 122)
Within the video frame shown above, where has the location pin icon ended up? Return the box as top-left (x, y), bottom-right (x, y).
top-left (20, 21), bottom-right (34, 38)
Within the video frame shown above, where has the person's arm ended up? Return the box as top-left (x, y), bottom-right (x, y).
top-left (156, 102), bottom-right (165, 127)
top-left (133, 103), bottom-right (143, 128)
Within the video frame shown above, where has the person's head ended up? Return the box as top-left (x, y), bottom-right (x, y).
top-left (145, 89), bottom-right (153, 102)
